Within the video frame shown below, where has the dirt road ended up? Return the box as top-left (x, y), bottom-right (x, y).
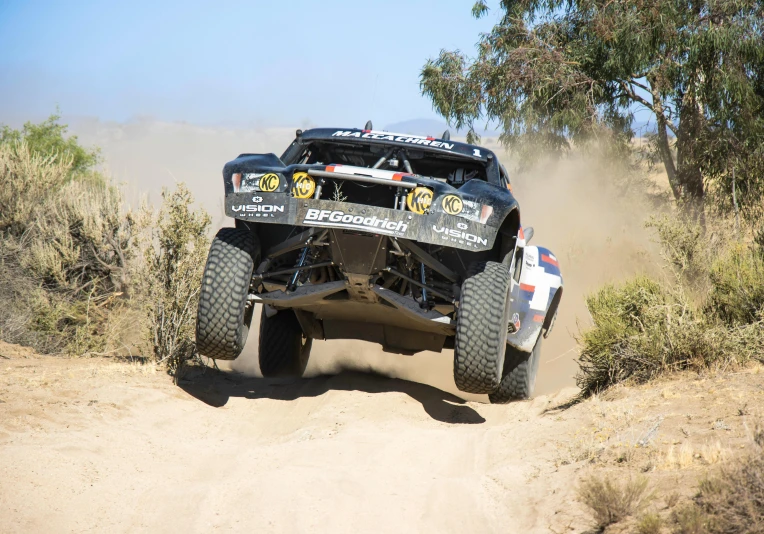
top-left (3, 339), bottom-right (762, 533)
top-left (0, 343), bottom-right (585, 533)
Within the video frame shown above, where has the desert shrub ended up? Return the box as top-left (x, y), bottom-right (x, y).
top-left (693, 445), bottom-right (764, 533)
top-left (0, 140), bottom-right (71, 234)
top-left (577, 210), bottom-right (764, 396)
top-left (707, 243), bottom-right (764, 326)
top-left (646, 215), bottom-right (709, 287)
top-left (671, 505), bottom-right (710, 534)
top-left (140, 184), bottom-right (210, 375)
top-left (20, 179), bottom-right (136, 295)
top-left (0, 117), bottom-right (137, 354)
top-left (577, 275), bottom-right (764, 396)
top-left (637, 512), bottom-right (664, 534)
top-left (577, 474), bottom-right (650, 528)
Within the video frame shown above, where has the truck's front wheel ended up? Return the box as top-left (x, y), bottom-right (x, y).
top-left (195, 228), bottom-right (260, 360)
top-left (453, 261), bottom-right (512, 394)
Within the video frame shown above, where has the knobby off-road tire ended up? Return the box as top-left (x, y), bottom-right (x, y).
top-left (258, 309), bottom-right (312, 377)
top-left (196, 227), bottom-right (260, 360)
top-left (489, 335), bottom-right (542, 404)
top-left (454, 261), bottom-right (512, 394)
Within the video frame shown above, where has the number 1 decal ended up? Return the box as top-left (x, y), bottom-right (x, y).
top-left (473, 148), bottom-right (481, 157)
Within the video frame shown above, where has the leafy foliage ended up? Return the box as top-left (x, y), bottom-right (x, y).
top-left (707, 243), bottom-right (764, 326)
top-left (1, 112), bottom-right (100, 178)
top-left (421, 1), bottom-right (764, 214)
top-left (0, 114), bottom-right (213, 372)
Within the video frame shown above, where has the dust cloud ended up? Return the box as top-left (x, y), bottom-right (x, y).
top-left (70, 117), bottom-right (297, 227)
top-left (72, 119), bottom-right (660, 400)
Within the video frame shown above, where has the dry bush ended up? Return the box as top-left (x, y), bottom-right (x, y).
top-left (0, 140), bottom-right (71, 234)
top-left (20, 179), bottom-right (135, 295)
top-left (637, 512), bottom-right (664, 534)
top-left (139, 184), bottom-right (210, 375)
top-left (671, 505), bottom-right (710, 534)
top-left (664, 426), bottom-right (764, 533)
top-left (577, 474), bottom-right (651, 528)
top-left (646, 215), bottom-right (710, 288)
top-left (694, 447), bottom-right (764, 533)
top-left (0, 137), bottom-right (137, 354)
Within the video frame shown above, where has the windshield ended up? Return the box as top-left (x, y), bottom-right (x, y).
top-left (283, 139), bottom-right (489, 186)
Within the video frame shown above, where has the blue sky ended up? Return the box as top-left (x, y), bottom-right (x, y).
top-left (0, 1), bottom-right (496, 127)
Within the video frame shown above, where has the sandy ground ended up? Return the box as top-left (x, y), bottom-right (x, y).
top-left (0, 120), bottom-right (684, 532)
top-left (2, 339), bottom-right (763, 534)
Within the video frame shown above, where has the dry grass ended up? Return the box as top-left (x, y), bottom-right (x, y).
top-left (671, 505), bottom-right (709, 534)
top-left (636, 512), bottom-right (664, 534)
top-left (693, 445), bottom-right (764, 533)
top-left (577, 474), bottom-right (651, 528)
top-left (0, 140), bottom-right (71, 234)
top-left (662, 443), bottom-right (696, 470)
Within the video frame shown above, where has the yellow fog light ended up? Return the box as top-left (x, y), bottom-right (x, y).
top-left (259, 173), bottom-right (280, 192)
top-left (441, 194), bottom-right (463, 215)
top-left (406, 187), bottom-right (433, 214)
top-left (291, 172), bottom-right (316, 198)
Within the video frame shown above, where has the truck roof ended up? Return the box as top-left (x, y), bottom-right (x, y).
top-left (294, 127), bottom-right (496, 163)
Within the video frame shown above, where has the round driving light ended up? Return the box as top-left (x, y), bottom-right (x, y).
top-left (259, 173), bottom-right (280, 192)
top-left (441, 194), bottom-right (463, 215)
top-left (406, 187), bottom-right (433, 214)
top-left (291, 172), bottom-right (316, 198)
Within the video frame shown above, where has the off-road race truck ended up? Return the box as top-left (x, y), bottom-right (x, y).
top-left (195, 123), bottom-right (563, 403)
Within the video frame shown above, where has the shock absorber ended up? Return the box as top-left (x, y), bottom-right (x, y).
top-left (420, 262), bottom-right (428, 308)
top-left (288, 237), bottom-right (314, 291)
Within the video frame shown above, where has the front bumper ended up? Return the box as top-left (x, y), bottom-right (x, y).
top-left (226, 193), bottom-right (499, 252)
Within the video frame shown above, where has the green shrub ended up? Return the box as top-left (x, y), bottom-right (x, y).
top-left (577, 212), bottom-right (764, 397)
top-left (707, 243), bottom-right (764, 326)
top-left (0, 113), bottom-right (99, 178)
top-left (576, 275), bottom-right (764, 396)
top-left (577, 277), bottom-right (692, 395)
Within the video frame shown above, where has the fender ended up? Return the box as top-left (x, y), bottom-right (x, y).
top-left (506, 245), bottom-right (563, 353)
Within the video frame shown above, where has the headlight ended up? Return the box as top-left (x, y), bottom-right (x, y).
top-left (291, 172), bottom-right (316, 198)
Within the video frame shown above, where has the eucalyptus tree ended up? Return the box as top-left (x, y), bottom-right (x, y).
top-left (421, 1), bottom-right (764, 216)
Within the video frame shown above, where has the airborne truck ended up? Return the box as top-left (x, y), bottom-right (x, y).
top-left (195, 124), bottom-right (563, 403)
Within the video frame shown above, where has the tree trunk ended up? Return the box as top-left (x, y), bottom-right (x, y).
top-left (648, 82), bottom-right (681, 200)
top-left (676, 92), bottom-right (706, 224)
